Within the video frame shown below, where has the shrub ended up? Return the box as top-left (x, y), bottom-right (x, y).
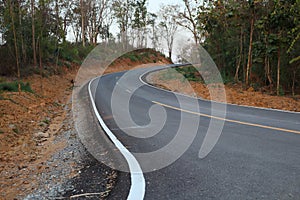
top-left (0, 81), bottom-right (33, 93)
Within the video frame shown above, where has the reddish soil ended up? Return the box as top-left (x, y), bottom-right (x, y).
top-left (0, 67), bottom-right (77, 200)
top-left (147, 70), bottom-right (300, 112)
top-left (0, 54), bottom-right (171, 199)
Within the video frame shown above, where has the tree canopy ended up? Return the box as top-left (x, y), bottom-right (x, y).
top-left (0, 0), bottom-right (299, 95)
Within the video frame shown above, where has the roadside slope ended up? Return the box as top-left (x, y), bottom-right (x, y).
top-left (0, 49), bottom-right (171, 199)
top-left (147, 68), bottom-right (300, 112)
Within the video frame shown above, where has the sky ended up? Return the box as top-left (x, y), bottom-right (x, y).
top-left (147, 0), bottom-right (184, 13)
top-left (147, 0), bottom-right (194, 61)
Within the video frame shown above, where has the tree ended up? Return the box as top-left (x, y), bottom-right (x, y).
top-left (158, 4), bottom-right (180, 60)
top-left (31, 0), bottom-right (37, 67)
top-left (178, 0), bottom-right (200, 44)
top-left (85, 0), bottom-right (110, 45)
top-left (148, 12), bottom-right (160, 49)
top-left (197, 0), bottom-right (300, 95)
top-left (9, 0), bottom-right (21, 93)
top-left (245, 0), bottom-right (255, 87)
top-left (112, 0), bottom-right (134, 50)
top-left (80, 0), bottom-right (86, 46)
top-left (132, 0), bottom-right (148, 47)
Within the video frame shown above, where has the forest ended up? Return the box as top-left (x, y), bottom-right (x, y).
top-left (0, 0), bottom-right (299, 96)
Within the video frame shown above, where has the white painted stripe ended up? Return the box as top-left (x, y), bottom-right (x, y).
top-left (88, 78), bottom-right (145, 200)
top-left (138, 65), bottom-right (300, 114)
top-left (126, 89), bottom-right (132, 94)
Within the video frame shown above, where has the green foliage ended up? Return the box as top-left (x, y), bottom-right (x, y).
top-left (0, 81), bottom-right (33, 93)
top-left (159, 66), bottom-right (204, 83)
top-left (60, 45), bottom-right (78, 62)
top-left (290, 56), bottom-right (300, 64)
top-left (12, 127), bottom-right (19, 134)
top-left (221, 70), bottom-right (234, 84)
top-left (175, 66), bottom-right (202, 82)
top-left (0, 77), bottom-right (6, 83)
top-left (160, 69), bottom-right (178, 81)
top-left (120, 49), bottom-right (162, 63)
top-left (124, 53), bottom-right (140, 62)
top-left (278, 85), bottom-right (285, 96)
top-left (42, 118), bottom-right (50, 125)
top-left (0, 0), bottom-right (95, 76)
top-left (199, 0), bottom-right (300, 95)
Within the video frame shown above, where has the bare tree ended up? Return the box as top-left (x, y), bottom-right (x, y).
top-left (246, 1), bottom-right (255, 87)
top-left (148, 12), bottom-right (160, 49)
top-left (80, 0), bottom-right (87, 46)
top-left (132, 0), bottom-right (148, 48)
top-left (9, 0), bottom-right (21, 93)
top-left (86, 0), bottom-right (110, 45)
top-left (177, 0), bottom-right (200, 44)
top-left (112, 0), bottom-right (134, 50)
top-left (158, 4), bottom-right (179, 60)
top-left (31, 0), bottom-right (37, 66)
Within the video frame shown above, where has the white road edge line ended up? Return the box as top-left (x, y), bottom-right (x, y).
top-left (139, 65), bottom-right (300, 114)
top-left (88, 78), bottom-right (145, 200)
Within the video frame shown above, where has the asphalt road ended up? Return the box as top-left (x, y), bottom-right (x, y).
top-left (91, 65), bottom-right (300, 200)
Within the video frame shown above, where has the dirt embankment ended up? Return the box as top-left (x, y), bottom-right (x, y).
top-left (0, 67), bottom-right (78, 199)
top-left (147, 69), bottom-right (300, 112)
top-left (0, 50), bottom-right (171, 199)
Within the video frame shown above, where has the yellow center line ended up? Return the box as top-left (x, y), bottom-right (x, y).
top-left (152, 101), bottom-right (300, 135)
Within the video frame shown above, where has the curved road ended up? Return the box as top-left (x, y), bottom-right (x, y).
top-left (90, 65), bottom-right (300, 199)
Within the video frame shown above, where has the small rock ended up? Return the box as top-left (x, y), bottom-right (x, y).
top-left (247, 87), bottom-right (255, 92)
top-left (9, 124), bottom-right (16, 129)
top-left (34, 132), bottom-right (50, 139)
top-left (18, 165), bottom-right (28, 170)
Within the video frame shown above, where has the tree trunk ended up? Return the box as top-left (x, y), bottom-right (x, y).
top-left (246, 15), bottom-right (254, 87)
top-left (81, 0), bottom-right (86, 47)
top-left (242, 31), bottom-right (247, 83)
top-left (217, 42), bottom-right (222, 69)
top-left (194, 33), bottom-right (198, 45)
top-left (235, 28), bottom-right (243, 82)
top-left (10, 0), bottom-right (21, 94)
top-left (264, 33), bottom-right (273, 88)
top-left (18, 2), bottom-right (26, 64)
top-left (292, 70), bottom-right (296, 97)
top-left (168, 50), bottom-right (172, 60)
top-left (63, 16), bottom-right (67, 43)
top-left (265, 56), bottom-right (272, 86)
top-left (38, 38), bottom-right (43, 95)
top-left (31, 0), bottom-right (37, 67)
top-left (276, 47), bottom-right (281, 96)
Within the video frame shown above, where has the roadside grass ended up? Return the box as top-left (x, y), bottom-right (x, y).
top-left (159, 66), bottom-right (204, 83)
top-left (0, 81), bottom-right (34, 93)
top-left (158, 66), bottom-right (235, 85)
top-left (42, 118), bottom-right (51, 125)
top-left (120, 48), bottom-right (167, 63)
top-left (12, 127), bottom-right (19, 134)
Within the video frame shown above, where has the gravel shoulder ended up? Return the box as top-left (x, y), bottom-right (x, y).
top-left (0, 68), bottom-right (117, 200)
top-left (24, 103), bottom-right (117, 200)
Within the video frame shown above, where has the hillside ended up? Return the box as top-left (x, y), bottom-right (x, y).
top-left (0, 49), bottom-right (171, 199)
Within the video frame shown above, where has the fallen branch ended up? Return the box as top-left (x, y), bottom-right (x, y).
top-left (70, 192), bottom-right (102, 198)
